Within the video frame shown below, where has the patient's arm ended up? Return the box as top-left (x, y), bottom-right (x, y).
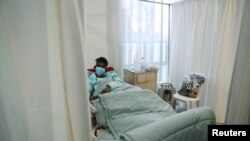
top-left (89, 95), bottom-right (99, 101)
top-left (106, 71), bottom-right (124, 90)
top-left (89, 91), bottom-right (110, 101)
top-left (101, 86), bottom-right (111, 94)
top-left (88, 73), bottom-right (96, 95)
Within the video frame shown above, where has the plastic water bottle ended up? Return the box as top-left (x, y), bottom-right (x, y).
top-left (140, 57), bottom-right (146, 71)
top-left (134, 54), bottom-right (140, 71)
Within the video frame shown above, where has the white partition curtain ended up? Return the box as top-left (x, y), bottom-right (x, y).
top-left (225, 0), bottom-right (250, 124)
top-left (170, 0), bottom-right (245, 123)
top-left (0, 0), bottom-right (91, 141)
top-left (107, 0), bottom-right (170, 83)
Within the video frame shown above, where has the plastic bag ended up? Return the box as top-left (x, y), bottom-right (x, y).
top-left (178, 73), bottom-right (205, 98)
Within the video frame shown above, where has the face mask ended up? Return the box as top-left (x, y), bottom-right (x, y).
top-left (95, 67), bottom-right (105, 76)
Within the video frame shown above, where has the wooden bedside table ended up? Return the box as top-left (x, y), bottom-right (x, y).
top-left (123, 69), bottom-right (158, 92)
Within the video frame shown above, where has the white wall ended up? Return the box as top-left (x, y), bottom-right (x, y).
top-left (85, 0), bottom-right (108, 68)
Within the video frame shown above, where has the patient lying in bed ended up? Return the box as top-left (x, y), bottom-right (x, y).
top-left (90, 82), bottom-right (215, 141)
top-left (89, 57), bottom-right (216, 141)
top-left (91, 86), bottom-right (216, 141)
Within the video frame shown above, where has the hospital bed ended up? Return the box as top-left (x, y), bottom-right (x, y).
top-left (89, 80), bottom-right (215, 141)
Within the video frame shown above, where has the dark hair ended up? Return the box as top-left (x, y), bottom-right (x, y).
top-left (96, 57), bottom-right (108, 67)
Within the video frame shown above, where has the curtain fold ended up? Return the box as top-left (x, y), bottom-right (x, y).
top-left (59, 0), bottom-right (92, 140)
top-left (0, 0), bottom-right (91, 141)
top-left (225, 0), bottom-right (250, 124)
top-left (106, 0), bottom-right (124, 72)
top-left (0, 8), bottom-right (29, 141)
top-left (170, 0), bottom-right (245, 123)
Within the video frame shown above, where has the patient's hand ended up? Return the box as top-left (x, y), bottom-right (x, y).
top-left (101, 87), bottom-right (111, 94)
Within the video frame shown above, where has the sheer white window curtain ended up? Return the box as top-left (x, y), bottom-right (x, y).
top-left (170, 0), bottom-right (246, 123)
top-left (107, 0), bottom-right (170, 83)
top-left (0, 0), bottom-right (91, 141)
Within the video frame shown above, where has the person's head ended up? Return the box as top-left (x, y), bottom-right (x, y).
top-left (95, 57), bottom-right (108, 68)
top-left (95, 57), bottom-right (108, 77)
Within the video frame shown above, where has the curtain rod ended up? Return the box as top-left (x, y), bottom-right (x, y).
top-left (139, 0), bottom-right (171, 5)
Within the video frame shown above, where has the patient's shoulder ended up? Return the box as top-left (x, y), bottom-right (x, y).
top-left (88, 73), bottom-right (97, 80)
top-left (107, 70), bottom-right (119, 76)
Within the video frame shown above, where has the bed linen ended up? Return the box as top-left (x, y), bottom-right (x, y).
top-left (91, 84), bottom-right (215, 141)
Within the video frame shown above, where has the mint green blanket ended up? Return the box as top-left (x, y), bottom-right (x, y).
top-left (92, 85), bottom-right (215, 141)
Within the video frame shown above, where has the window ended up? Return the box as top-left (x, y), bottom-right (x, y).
top-left (121, 0), bottom-right (170, 83)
